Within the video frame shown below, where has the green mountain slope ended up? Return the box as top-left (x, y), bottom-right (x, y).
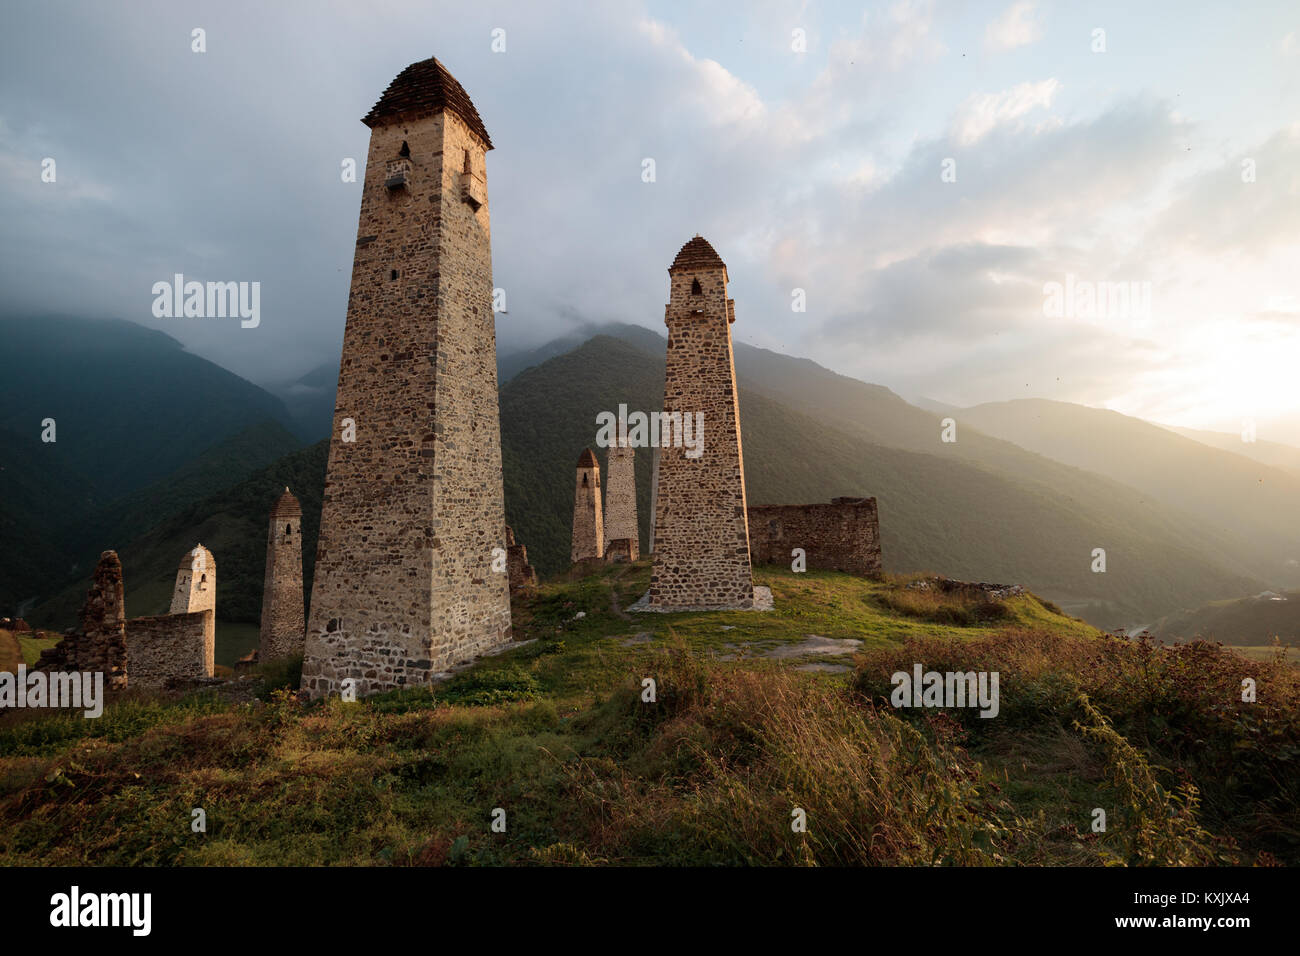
top-left (0, 427), bottom-right (97, 610)
top-left (29, 442), bottom-right (328, 631)
top-left (1151, 589), bottom-right (1300, 646)
top-left (499, 335), bottom-right (1259, 628)
top-left (955, 399), bottom-right (1300, 588)
top-left (0, 315), bottom-right (298, 500)
top-left (19, 326), bottom-right (1268, 636)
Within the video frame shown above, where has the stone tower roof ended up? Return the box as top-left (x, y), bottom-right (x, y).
top-left (271, 487), bottom-right (302, 518)
top-left (577, 448), bottom-right (598, 468)
top-left (362, 56), bottom-right (493, 149)
top-left (179, 544), bottom-right (215, 570)
top-left (669, 235), bottom-right (726, 274)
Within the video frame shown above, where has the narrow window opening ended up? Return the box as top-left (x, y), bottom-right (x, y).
top-left (399, 140), bottom-right (410, 158)
top-left (285, 523), bottom-right (292, 536)
top-left (463, 149), bottom-right (472, 174)
top-left (391, 269), bottom-right (398, 281)
top-left (691, 278), bottom-right (702, 295)
top-left (582, 474), bottom-right (588, 487)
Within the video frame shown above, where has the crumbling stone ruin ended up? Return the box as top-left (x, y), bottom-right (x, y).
top-left (0, 617), bottom-right (32, 632)
top-left (302, 57), bottom-right (512, 699)
top-left (604, 538), bottom-right (635, 563)
top-left (259, 487), bottom-right (305, 663)
top-left (571, 448), bottom-right (604, 563)
top-left (36, 545), bottom-right (216, 690)
top-left (646, 236), bottom-right (755, 610)
top-left (748, 497), bottom-right (883, 578)
top-left (505, 525), bottom-right (538, 595)
top-left (907, 577), bottom-right (1025, 601)
top-left (603, 441), bottom-right (639, 562)
top-left (128, 545), bottom-right (216, 688)
top-left (35, 550), bottom-right (127, 689)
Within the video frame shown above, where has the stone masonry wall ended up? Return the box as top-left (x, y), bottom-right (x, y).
top-left (647, 237), bottom-right (754, 609)
top-left (126, 611), bottom-right (213, 689)
top-left (260, 488), bottom-right (305, 662)
top-left (748, 497), bottom-right (883, 578)
top-left (571, 451), bottom-right (604, 562)
top-left (603, 443), bottom-right (639, 560)
top-left (302, 65), bottom-right (511, 700)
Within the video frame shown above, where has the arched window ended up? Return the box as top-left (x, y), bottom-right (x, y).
top-left (691, 278), bottom-right (702, 295)
top-left (399, 140), bottom-right (410, 158)
top-left (285, 523), bottom-right (292, 536)
top-left (582, 474), bottom-right (589, 487)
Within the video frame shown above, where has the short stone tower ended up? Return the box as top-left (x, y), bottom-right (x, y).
top-left (646, 236), bottom-right (755, 609)
top-left (301, 57), bottom-right (511, 698)
top-left (571, 448), bottom-right (604, 563)
top-left (604, 441), bottom-right (639, 561)
top-left (260, 487), bottom-right (305, 663)
top-left (172, 544), bottom-right (216, 616)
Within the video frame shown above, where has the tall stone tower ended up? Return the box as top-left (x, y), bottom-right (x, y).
top-left (571, 448), bottom-right (604, 563)
top-left (648, 445), bottom-right (660, 553)
top-left (646, 236), bottom-right (754, 609)
top-left (260, 487), bottom-right (305, 663)
top-left (603, 441), bottom-right (639, 560)
top-left (301, 57), bottom-right (512, 698)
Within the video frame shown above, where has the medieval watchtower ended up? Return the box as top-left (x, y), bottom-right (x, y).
top-left (260, 487), bottom-right (305, 663)
top-left (171, 544), bottom-right (216, 616)
top-left (301, 57), bottom-right (512, 698)
top-left (604, 441), bottom-right (639, 560)
top-left (572, 448), bottom-right (605, 563)
top-left (646, 236), bottom-right (755, 609)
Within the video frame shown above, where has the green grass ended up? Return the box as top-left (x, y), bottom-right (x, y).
top-left (1, 561), bottom-right (1295, 867)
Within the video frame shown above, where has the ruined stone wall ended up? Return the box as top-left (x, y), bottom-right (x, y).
top-left (748, 497), bottom-right (883, 578)
top-left (302, 70), bottom-right (511, 700)
top-left (35, 550), bottom-right (127, 689)
top-left (603, 443), bottom-right (639, 560)
top-left (126, 611), bottom-right (213, 689)
top-left (571, 453), bottom-right (604, 562)
top-left (505, 525), bottom-right (538, 595)
top-left (260, 489), bottom-right (305, 662)
top-left (647, 237), bottom-right (754, 609)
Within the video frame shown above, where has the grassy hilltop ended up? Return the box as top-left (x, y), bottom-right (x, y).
top-left (1, 564), bottom-right (1296, 867)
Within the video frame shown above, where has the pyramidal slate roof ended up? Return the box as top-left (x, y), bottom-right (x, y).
top-left (362, 57), bottom-right (493, 149)
top-left (669, 235), bottom-right (726, 273)
top-left (577, 448), bottom-right (599, 468)
top-left (271, 487), bottom-right (302, 518)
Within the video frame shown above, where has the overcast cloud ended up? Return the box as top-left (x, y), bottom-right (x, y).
top-left (1, 0), bottom-right (1297, 436)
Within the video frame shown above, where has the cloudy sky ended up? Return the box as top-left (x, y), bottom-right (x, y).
top-left (2, 0), bottom-right (1297, 438)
